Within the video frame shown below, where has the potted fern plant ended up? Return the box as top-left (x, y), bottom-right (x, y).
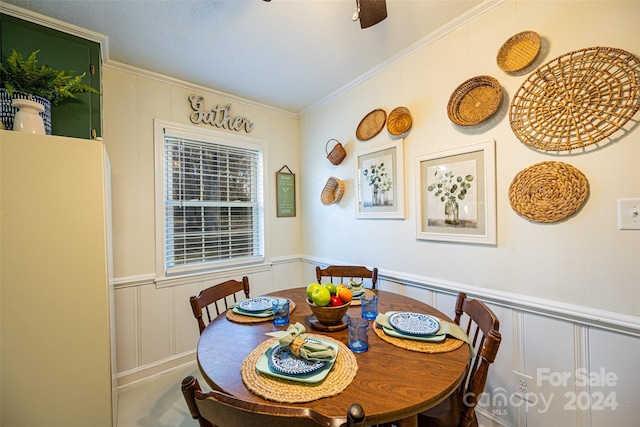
top-left (0, 49), bottom-right (100, 134)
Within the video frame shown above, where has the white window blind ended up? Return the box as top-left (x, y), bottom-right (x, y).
top-left (161, 130), bottom-right (264, 275)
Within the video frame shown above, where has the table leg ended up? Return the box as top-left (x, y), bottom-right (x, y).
top-left (395, 415), bottom-right (418, 427)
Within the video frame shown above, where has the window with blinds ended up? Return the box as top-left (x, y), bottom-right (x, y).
top-left (157, 123), bottom-right (264, 276)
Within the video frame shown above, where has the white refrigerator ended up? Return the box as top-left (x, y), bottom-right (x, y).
top-left (0, 130), bottom-right (116, 426)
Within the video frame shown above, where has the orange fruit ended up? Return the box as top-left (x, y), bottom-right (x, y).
top-left (337, 287), bottom-right (352, 303)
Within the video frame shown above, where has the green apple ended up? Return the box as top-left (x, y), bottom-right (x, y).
top-left (306, 283), bottom-right (322, 302)
top-left (324, 283), bottom-right (337, 296)
top-left (311, 286), bottom-right (331, 307)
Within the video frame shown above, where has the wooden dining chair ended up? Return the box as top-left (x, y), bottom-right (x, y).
top-left (182, 375), bottom-right (366, 427)
top-left (417, 292), bottom-right (501, 427)
top-left (189, 276), bottom-right (250, 334)
top-left (315, 265), bottom-right (378, 290)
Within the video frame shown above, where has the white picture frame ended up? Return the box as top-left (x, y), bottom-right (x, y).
top-left (355, 140), bottom-right (405, 219)
top-left (415, 140), bottom-right (496, 245)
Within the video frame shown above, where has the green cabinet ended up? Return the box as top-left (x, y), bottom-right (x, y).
top-left (1, 13), bottom-right (101, 139)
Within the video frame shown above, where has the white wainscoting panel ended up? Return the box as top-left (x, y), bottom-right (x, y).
top-left (140, 283), bottom-right (172, 366)
top-left (114, 285), bottom-right (138, 373)
top-left (113, 257), bottom-right (640, 427)
top-left (588, 328), bottom-right (640, 427)
top-left (174, 281), bottom-right (202, 354)
top-left (522, 313), bottom-right (577, 427)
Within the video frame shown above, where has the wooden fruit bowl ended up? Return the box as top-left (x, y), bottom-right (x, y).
top-left (307, 299), bottom-right (351, 326)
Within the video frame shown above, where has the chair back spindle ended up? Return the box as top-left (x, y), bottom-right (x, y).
top-left (315, 265), bottom-right (378, 290)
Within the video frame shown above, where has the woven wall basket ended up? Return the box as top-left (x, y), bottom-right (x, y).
top-left (325, 138), bottom-right (346, 165)
top-left (321, 177), bottom-right (345, 206)
top-left (496, 30), bottom-right (541, 72)
top-left (387, 106), bottom-right (412, 135)
top-left (356, 109), bottom-right (386, 141)
top-left (510, 46), bottom-right (640, 152)
top-left (447, 75), bottom-right (503, 126)
top-left (508, 161), bottom-right (589, 223)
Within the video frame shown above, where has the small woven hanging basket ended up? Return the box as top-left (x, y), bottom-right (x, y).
top-left (321, 177), bottom-right (345, 206)
top-left (325, 139), bottom-right (347, 165)
top-left (508, 161), bottom-right (589, 223)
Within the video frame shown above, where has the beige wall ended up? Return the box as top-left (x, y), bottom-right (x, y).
top-left (299, 0), bottom-right (640, 317)
top-left (102, 67), bottom-right (304, 375)
top-left (102, 67), bottom-right (302, 279)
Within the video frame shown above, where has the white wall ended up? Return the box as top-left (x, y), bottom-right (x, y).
top-left (101, 66), bottom-right (303, 376)
top-left (298, 1), bottom-right (640, 426)
top-left (299, 0), bottom-right (640, 316)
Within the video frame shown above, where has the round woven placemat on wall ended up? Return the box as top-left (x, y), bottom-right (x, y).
top-left (508, 161), bottom-right (589, 223)
top-left (447, 75), bottom-right (503, 126)
top-left (510, 46), bottom-right (640, 151)
top-left (241, 334), bottom-right (357, 403)
top-left (373, 323), bottom-right (465, 353)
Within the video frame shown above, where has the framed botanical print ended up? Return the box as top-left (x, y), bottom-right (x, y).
top-left (415, 140), bottom-right (496, 244)
top-left (355, 140), bottom-right (405, 219)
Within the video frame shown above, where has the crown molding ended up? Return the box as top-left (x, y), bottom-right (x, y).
top-left (300, 0), bottom-right (505, 116)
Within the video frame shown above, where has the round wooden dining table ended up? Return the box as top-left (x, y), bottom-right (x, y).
top-left (197, 288), bottom-right (469, 427)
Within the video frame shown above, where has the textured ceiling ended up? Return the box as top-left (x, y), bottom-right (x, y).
top-left (2, 0), bottom-right (487, 114)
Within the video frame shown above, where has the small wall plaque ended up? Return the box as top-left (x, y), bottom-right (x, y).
top-left (276, 166), bottom-right (296, 217)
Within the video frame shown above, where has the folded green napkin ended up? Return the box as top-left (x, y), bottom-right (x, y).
top-left (231, 306), bottom-right (273, 318)
top-left (265, 322), bottom-right (337, 361)
top-left (376, 311), bottom-right (475, 357)
top-left (349, 279), bottom-right (364, 292)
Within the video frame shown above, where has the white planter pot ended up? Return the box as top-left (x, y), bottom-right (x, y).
top-left (11, 98), bottom-right (46, 134)
top-left (0, 89), bottom-right (52, 134)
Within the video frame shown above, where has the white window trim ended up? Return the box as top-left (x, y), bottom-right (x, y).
top-left (153, 119), bottom-right (269, 280)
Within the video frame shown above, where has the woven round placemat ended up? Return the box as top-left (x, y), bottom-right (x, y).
top-left (510, 46), bottom-right (640, 151)
top-left (447, 75), bottom-right (503, 126)
top-left (241, 334), bottom-right (358, 403)
top-left (226, 301), bottom-right (297, 324)
top-left (496, 30), bottom-right (541, 72)
top-left (373, 323), bottom-right (465, 353)
top-left (508, 161), bottom-right (589, 223)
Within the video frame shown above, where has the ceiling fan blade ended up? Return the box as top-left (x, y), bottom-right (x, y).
top-left (359, 0), bottom-right (387, 29)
